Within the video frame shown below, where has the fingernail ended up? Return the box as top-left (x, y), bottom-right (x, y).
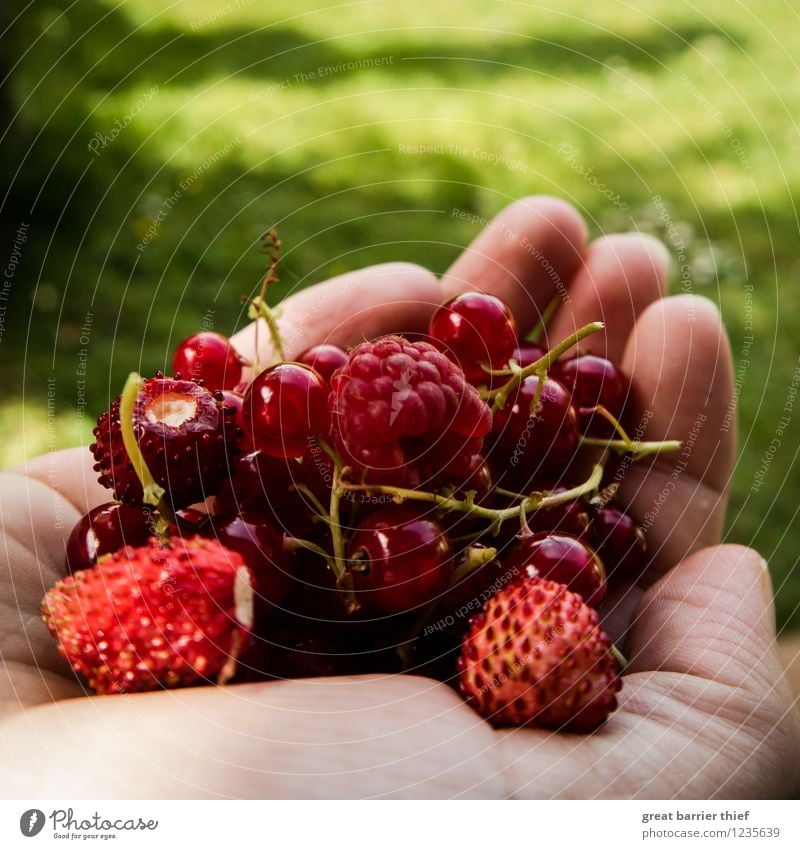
top-left (761, 557), bottom-right (773, 598)
top-left (761, 557), bottom-right (777, 633)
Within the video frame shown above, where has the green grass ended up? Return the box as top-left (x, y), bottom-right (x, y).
top-left (2, 0), bottom-right (799, 628)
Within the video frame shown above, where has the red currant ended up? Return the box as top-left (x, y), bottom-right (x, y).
top-left (553, 354), bottom-right (629, 436)
top-left (524, 485), bottom-right (590, 536)
top-left (215, 450), bottom-right (321, 539)
top-left (504, 532), bottom-right (606, 607)
top-left (490, 375), bottom-right (579, 488)
top-left (296, 344), bottom-right (348, 384)
top-left (513, 342), bottom-right (547, 367)
top-left (242, 362), bottom-right (330, 459)
top-left (435, 453), bottom-right (494, 539)
top-left (220, 389), bottom-right (244, 430)
top-left (437, 545), bottom-right (513, 632)
top-left (591, 504), bottom-right (647, 578)
top-left (174, 506), bottom-right (211, 530)
top-left (65, 502), bottom-right (153, 572)
top-left (428, 292), bottom-right (518, 384)
top-left (247, 626), bottom-right (386, 680)
top-left (208, 511), bottom-right (291, 611)
top-left (172, 331), bottom-right (246, 391)
top-left (348, 504), bottom-right (453, 614)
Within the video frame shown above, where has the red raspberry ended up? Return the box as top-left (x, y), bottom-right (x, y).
top-left (91, 375), bottom-right (240, 509)
top-left (330, 335), bottom-right (492, 486)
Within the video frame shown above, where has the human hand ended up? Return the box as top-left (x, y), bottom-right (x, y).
top-left (1, 196), bottom-right (798, 798)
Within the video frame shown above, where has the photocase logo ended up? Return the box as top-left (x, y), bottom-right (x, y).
top-left (390, 369), bottom-right (413, 426)
top-left (16, 807), bottom-right (159, 837)
top-left (19, 809), bottom-right (45, 837)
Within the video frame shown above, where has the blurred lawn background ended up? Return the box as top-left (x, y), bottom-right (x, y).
top-left (1, 1), bottom-right (799, 629)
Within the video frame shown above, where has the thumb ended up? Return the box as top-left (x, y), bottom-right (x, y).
top-left (626, 544), bottom-right (783, 692)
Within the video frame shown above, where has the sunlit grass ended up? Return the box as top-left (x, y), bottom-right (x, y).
top-left (3, 0), bottom-right (800, 626)
top-left (0, 402), bottom-right (88, 470)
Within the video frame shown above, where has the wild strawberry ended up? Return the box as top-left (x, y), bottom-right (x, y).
top-left (91, 374), bottom-right (240, 509)
top-left (41, 537), bottom-right (254, 695)
top-left (330, 335), bottom-right (492, 486)
top-left (458, 576), bottom-right (621, 731)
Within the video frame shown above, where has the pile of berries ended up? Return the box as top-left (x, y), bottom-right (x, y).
top-left (42, 236), bottom-right (676, 733)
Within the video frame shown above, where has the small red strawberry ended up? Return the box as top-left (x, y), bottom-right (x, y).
top-left (91, 374), bottom-right (240, 508)
top-left (41, 537), bottom-right (254, 695)
top-left (458, 576), bottom-right (621, 731)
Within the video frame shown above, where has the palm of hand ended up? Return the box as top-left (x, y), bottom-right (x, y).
top-left (1, 198), bottom-right (797, 798)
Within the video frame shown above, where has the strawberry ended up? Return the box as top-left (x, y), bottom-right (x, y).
top-left (41, 537), bottom-right (254, 695)
top-left (91, 374), bottom-right (240, 509)
top-left (457, 576), bottom-right (621, 732)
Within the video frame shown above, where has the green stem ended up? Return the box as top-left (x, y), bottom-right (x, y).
top-left (611, 644), bottom-right (629, 670)
top-left (284, 536), bottom-right (337, 570)
top-left (328, 468), bottom-right (346, 575)
top-left (578, 405), bottom-right (682, 459)
top-left (448, 545), bottom-right (498, 586)
top-left (341, 464), bottom-right (605, 533)
top-left (248, 297), bottom-right (285, 369)
top-left (580, 436), bottom-right (682, 458)
top-left (317, 439), bottom-right (359, 612)
top-left (289, 483), bottom-right (331, 521)
top-left (118, 373), bottom-right (174, 529)
top-left (488, 321), bottom-right (604, 412)
top-left (527, 294), bottom-right (560, 344)
top-left (494, 485), bottom-right (530, 501)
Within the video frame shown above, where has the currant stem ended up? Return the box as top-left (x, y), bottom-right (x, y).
top-left (577, 406), bottom-right (681, 458)
top-left (448, 545), bottom-right (498, 586)
top-left (317, 439), bottom-right (359, 613)
top-left (527, 294), bottom-right (560, 344)
top-left (289, 483), bottom-right (331, 521)
top-left (283, 536), bottom-right (337, 571)
top-left (249, 298), bottom-right (285, 369)
top-left (611, 644), bottom-right (628, 670)
top-left (118, 373), bottom-right (174, 529)
top-left (494, 485), bottom-right (531, 501)
top-left (488, 321), bottom-right (604, 412)
top-left (250, 228), bottom-right (285, 371)
top-left (579, 436), bottom-right (682, 458)
top-left (340, 464), bottom-right (605, 532)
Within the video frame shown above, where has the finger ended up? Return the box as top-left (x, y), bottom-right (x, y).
top-left (441, 196), bottom-right (587, 335)
top-left (625, 545), bottom-right (780, 683)
top-left (231, 262), bottom-right (441, 364)
top-left (615, 294), bottom-right (735, 574)
top-left (0, 471), bottom-right (83, 683)
top-left (546, 234), bottom-right (670, 362)
top-left (0, 675), bottom-right (502, 799)
top-left (8, 446), bottom-right (108, 516)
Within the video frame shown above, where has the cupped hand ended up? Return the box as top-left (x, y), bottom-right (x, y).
top-left (1, 197), bottom-right (798, 798)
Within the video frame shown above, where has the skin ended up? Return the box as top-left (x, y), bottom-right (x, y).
top-left (1, 196), bottom-right (798, 798)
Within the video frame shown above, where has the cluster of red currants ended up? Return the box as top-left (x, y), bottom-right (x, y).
top-left (67, 282), bottom-right (651, 695)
